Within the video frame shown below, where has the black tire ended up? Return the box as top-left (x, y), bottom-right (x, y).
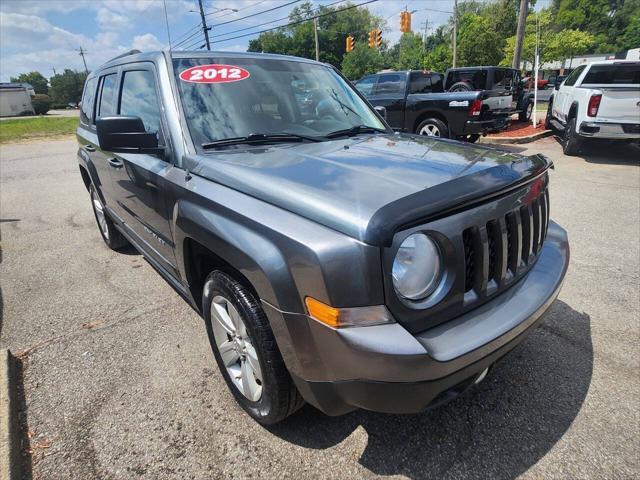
top-left (519, 100), bottom-right (533, 122)
top-left (448, 81), bottom-right (472, 92)
top-left (202, 271), bottom-right (304, 424)
top-left (416, 118), bottom-right (450, 138)
top-left (89, 185), bottom-right (129, 250)
top-left (544, 101), bottom-right (553, 130)
top-left (563, 117), bottom-right (583, 156)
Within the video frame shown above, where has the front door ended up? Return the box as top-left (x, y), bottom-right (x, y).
top-left (365, 73), bottom-right (407, 129)
top-left (105, 65), bottom-right (178, 277)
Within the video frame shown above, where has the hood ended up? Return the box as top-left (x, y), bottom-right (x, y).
top-left (185, 133), bottom-right (550, 246)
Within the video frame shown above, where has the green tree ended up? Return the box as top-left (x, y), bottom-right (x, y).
top-left (49, 69), bottom-right (87, 105)
top-left (340, 42), bottom-right (384, 79)
top-left (424, 43), bottom-right (453, 72)
top-left (247, 1), bottom-right (383, 68)
top-left (31, 94), bottom-right (51, 115)
top-left (546, 29), bottom-right (596, 64)
top-left (395, 32), bottom-right (426, 70)
top-left (10, 71), bottom-right (48, 94)
top-left (457, 13), bottom-right (503, 66)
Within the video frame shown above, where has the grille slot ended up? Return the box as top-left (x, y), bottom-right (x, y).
top-left (486, 220), bottom-right (498, 282)
top-left (463, 228), bottom-right (475, 292)
top-left (520, 205), bottom-right (532, 264)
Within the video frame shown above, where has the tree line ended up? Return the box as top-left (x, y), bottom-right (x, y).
top-left (248, 0), bottom-right (639, 79)
top-left (10, 69), bottom-right (87, 110)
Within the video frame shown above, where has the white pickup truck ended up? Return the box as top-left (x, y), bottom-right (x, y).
top-left (546, 60), bottom-right (640, 155)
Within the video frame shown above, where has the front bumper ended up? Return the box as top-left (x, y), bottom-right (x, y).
top-left (262, 222), bottom-right (569, 415)
top-left (579, 121), bottom-right (640, 139)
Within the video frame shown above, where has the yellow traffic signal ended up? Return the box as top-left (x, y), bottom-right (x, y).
top-left (368, 30), bottom-right (375, 48)
top-left (346, 35), bottom-right (354, 52)
top-left (400, 11), bottom-right (412, 33)
top-left (374, 28), bottom-right (382, 48)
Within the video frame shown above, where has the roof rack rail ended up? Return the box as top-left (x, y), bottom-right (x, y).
top-left (106, 49), bottom-right (142, 63)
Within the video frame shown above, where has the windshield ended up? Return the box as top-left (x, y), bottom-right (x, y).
top-left (172, 56), bottom-right (386, 147)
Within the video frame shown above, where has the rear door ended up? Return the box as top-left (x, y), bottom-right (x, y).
top-left (92, 69), bottom-right (121, 206)
top-left (487, 68), bottom-right (514, 112)
top-left (553, 65), bottom-right (586, 122)
top-left (580, 62), bottom-right (640, 123)
top-left (366, 73), bottom-right (407, 129)
top-left (106, 63), bottom-right (178, 276)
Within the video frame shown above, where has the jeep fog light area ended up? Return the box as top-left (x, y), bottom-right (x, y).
top-left (77, 50), bottom-right (568, 424)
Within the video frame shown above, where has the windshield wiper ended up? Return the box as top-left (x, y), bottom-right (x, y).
top-left (325, 124), bottom-right (387, 139)
top-left (202, 132), bottom-right (326, 149)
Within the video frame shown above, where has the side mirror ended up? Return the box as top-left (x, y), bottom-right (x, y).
top-left (374, 105), bottom-right (387, 120)
top-left (96, 116), bottom-right (163, 154)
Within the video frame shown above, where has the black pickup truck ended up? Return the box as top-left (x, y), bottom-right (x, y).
top-left (354, 70), bottom-right (509, 142)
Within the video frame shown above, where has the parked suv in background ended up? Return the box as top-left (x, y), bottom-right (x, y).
top-left (77, 50), bottom-right (569, 424)
top-left (354, 70), bottom-right (509, 142)
top-left (546, 60), bottom-right (640, 155)
top-left (445, 66), bottom-right (535, 122)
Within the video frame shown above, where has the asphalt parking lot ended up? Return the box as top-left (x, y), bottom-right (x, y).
top-left (0, 136), bottom-right (638, 479)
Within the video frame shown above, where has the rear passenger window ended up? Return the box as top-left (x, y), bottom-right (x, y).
top-left (119, 70), bottom-right (162, 135)
top-left (409, 73), bottom-right (432, 94)
top-left (375, 74), bottom-right (406, 95)
top-left (80, 77), bottom-right (97, 125)
top-left (97, 74), bottom-right (117, 117)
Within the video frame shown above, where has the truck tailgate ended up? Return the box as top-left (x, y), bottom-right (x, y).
top-left (595, 88), bottom-right (640, 123)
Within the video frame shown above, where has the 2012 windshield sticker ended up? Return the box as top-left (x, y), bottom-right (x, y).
top-left (179, 65), bottom-right (250, 84)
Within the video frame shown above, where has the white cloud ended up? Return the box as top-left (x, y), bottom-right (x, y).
top-left (132, 33), bottom-right (165, 51)
top-left (96, 8), bottom-right (131, 30)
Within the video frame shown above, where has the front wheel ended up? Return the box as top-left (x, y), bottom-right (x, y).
top-left (563, 117), bottom-right (583, 156)
top-left (89, 185), bottom-right (129, 250)
top-left (544, 101), bottom-right (553, 130)
top-left (416, 118), bottom-right (450, 138)
top-left (202, 271), bottom-right (304, 424)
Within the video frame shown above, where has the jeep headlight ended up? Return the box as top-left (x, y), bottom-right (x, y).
top-left (392, 233), bottom-right (442, 300)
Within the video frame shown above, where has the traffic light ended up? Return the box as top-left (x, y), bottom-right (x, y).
top-left (346, 35), bottom-right (355, 52)
top-left (368, 30), bottom-right (375, 48)
top-left (374, 28), bottom-right (382, 48)
top-left (400, 11), bottom-right (412, 33)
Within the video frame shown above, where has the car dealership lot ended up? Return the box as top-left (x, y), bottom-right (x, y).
top-left (0, 137), bottom-right (638, 479)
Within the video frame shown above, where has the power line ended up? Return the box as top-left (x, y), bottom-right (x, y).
top-left (211, 0), bottom-right (303, 27)
top-left (174, 26), bottom-right (206, 48)
top-left (204, 0), bottom-right (269, 17)
top-left (172, 23), bottom-right (202, 46)
top-left (214, 0), bottom-right (379, 44)
top-left (212, 0), bottom-right (346, 40)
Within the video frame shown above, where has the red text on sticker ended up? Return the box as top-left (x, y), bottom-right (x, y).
top-left (179, 64), bottom-right (250, 83)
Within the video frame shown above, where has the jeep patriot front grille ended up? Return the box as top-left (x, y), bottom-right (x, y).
top-left (463, 184), bottom-right (549, 296)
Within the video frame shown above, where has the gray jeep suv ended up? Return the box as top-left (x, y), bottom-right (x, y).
top-left (77, 50), bottom-right (569, 424)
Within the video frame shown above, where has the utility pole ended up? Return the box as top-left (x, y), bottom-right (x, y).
top-left (77, 46), bottom-right (89, 74)
top-left (198, 0), bottom-right (211, 50)
top-left (452, 0), bottom-right (458, 68)
top-left (313, 17), bottom-right (320, 61)
top-left (512, 0), bottom-right (528, 70)
top-left (52, 67), bottom-right (57, 76)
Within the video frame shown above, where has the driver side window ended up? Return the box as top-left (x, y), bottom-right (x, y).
top-left (119, 70), bottom-right (162, 138)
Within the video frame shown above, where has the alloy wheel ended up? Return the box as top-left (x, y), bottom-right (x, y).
top-left (210, 295), bottom-right (263, 401)
top-left (91, 190), bottom-right (109, 240)
top-left (419, 124), bottom-right (441, 136)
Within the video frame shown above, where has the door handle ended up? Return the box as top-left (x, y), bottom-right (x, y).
top-left (107, 158), bottom-right (123, 169)
top-left (84, 144), bottom-right (95, 152)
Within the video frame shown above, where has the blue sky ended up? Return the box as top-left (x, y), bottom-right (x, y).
top-left (0, 0), bottom-right (550, 82)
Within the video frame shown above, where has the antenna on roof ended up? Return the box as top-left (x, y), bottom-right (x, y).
top-left (163, 0), bottom-right (172, 50)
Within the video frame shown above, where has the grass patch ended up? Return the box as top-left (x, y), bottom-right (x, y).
top-left (0, 117), bottom-right (78, 144)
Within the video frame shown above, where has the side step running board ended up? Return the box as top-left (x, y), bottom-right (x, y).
top-left (550, 118), bottom-right (565, 132)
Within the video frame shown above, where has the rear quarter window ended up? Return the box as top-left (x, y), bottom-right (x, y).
top-left (80, 77), bottom-right (98, 125)
top-left (582, 64), bottom-right (640, 85)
